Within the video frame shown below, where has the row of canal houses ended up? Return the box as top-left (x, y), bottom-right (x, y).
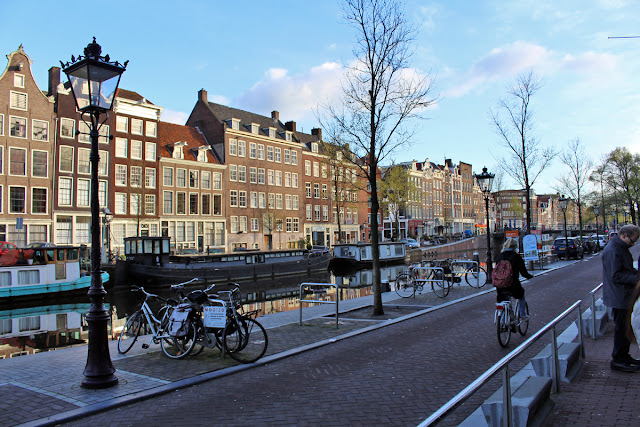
top-left (0, 45), bottom-right (578, 255)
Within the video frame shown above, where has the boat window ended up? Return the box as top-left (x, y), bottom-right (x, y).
top-left (386, 246), bottom-right (391, 256)
top-left (18, 270), bottom-right (40, 285)
top-left (395, 245), bottom-right (403, 255)
top-left (57, 250), bottom-right (65, 261)
top-left (0, 318), bottom-right (11, 334)
top-left (125, 240), bottom-right (131, 255)
top-left (256, 254), bottom-right (265, 263)
top-left (162, 239), bottom-right (170, 254)
top-left (153, 240), bottom-right (161, 254)
top-left (46, 250), bottom-right (54, 262)
top-left (67, 249), bottom-right (79, 260)
top-left (0, 272), bottom-right (11, 287)
top-left (144, 240), bottom-right (152, 254)
top-left (137, 240), bottom-right (143, 254)
top-left (246, 256), bottom-right (254, 264)
top-left (18, 316), bottom-right (40, 332)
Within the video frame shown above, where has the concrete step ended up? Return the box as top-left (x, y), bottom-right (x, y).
top-left (530, 342), bottom-right (583, 383)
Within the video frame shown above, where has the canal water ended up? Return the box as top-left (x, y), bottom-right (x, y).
top-left (0, 263), bottom-right (409, 359)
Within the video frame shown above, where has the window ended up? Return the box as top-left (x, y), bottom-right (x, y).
top-left (78, 148), bottom-right (90, 174)
top-left (251, 218), bottom-right (259, 232)
top-left (131, 119), bottom-right (143, 135)
top-left (275, 147), bottom-right (282, 163)
top-left (292, 173), bottom-right (298, 188)
top-left (239, 191), bottom-right (247, 208)
top-left (58, 178), bottom-right (72, 206)
top-left (197, 148), bottom-right (208, 162)
top-left (322, 165), bottom-right (327, 178)
top-left (131, 140), bottom-right (143, 160)
top-left (202, 171), bottom-right (211, 189)
top-left (146, 121), bottom-right (157, 137)
top-left (230, 119), bottom-right (240, 130)
top-left (229, 165), bottom-right (237, 181)
top-left (322, 184), bottom-right (328, 199)
top-left (238, 166), bottom-right (246, 183)
top-left (145, 194), bottom-right (155, 215)
top-left (230, 216), bottom-right (239, 233)
top-left (0, 114), bottom-right (3, 136)
top-left (275, 171), bottom-right (282, 186)
top-left (77, 179), bottom-right (90, 206)
top-left (315, 205), bottom-right (321, 221)
top-left (305, 160), bottom-right (311, 176)
top-left (311, 142), bottom-right (318, 153)
top-left (190, 194), bottom-right (198, 215)
top-left (291, 151), bottom-right (298, 165)
top-left (267, 146), bottom-right (274, 161)
top-left (286, 217), bottom-right (292, 232)
top-left (31, 188), bottom-right (47, 214)
top-left (10, 116), bottom-right (26, 138)
top-left (99, 150), bottom-right (108, 176)
top-left (14, 73), bottom-right (25, 88)
top-left (249, 142), bottom-right (257, 159)
top-left (31, 120), bottom-right (49, 141)
top-left (286, 194), bottom-right (292, 210)
top-left (163, 167), bottom-right (174, 186)
top-left (293, 195), bottom-right (299, 210)
top-left (9, 148), bottom-right (26, 175)
top-left (239, 216), bottom-right (247, 233)
top-left (115, 138), bottom-right (128, 158)
top-left (32, 151), bottom-right (47, 177)
top-left (213, 194), bottom-right (221, 215)
top-left (306, 205), bottom-right (312, 220)
top-left (286, 131), bottom-right (293, 142)
top-left (189, 170), bottom-right (199, 188)
top-left (284, 149), bottom-right (290, 164)
top-left (130, 166), bottom-right (142, 187)
top-left (293, 218), bottom-right (299, 232)
top-left (145, 168), bottom-right (156, 188)
top-left (268, 170), bottom-right (274, 186)
top-left (314, 183), bottom-right (320, 199)
top-left (258, 168), bottom-right (265, 184)
top-left (176, 169), bottom-right (186, 187)
top-left (163, 191), bottom-right (173, 214)
top-left (60, 118), bottom-right (75, 139)
top-left (115, 193), bottom-right (127, 214)
top-left (238, 140), bottom-right (246, 157)
top-left (10, 91), bottom-right (27, 110)
top-left (78, 121), bottom-right (90, 143)
top-left (268, 193), bottom-right (275, 208)
top-left (306, 183), bottom-right (312, 198)
top-left (98, 125), bottom-right (109, 144)
top-left (172, 144), bottom-right (184, 159)
top-left (258, 144), bottom-right (265, 160)
top-left (323, 206), bottom-right (329, 221)
top-left (213, 172), bottom-right (222, 190)
top-left (250, 167), bottom-right (257, 184)
top-left (285, 172), bottom-right (291, 187)
top-left (59, 146), bottom-right (73, 172)
top-left (276, 194), bottom-right (283, 209)
top-left (145, 142), bottom-right (156, 160)
top-left (9, 187), bottom-right (26, 213)
top-left (229, 139), bottom-right (237, 156)
top-left (116, 116), bottom-right (128, 132)
top-left (202, 194), bottom-right (211, 215)
top-left (259, 192), bottom-right (266, 208)
top-left (313, 162), bottom-right (319, 177)
top-left (115, 164), bottom-right (127, 186)
top-left (176, 192), bottom-right (186, 214)
top-left (250, 191), bottom-right (258, 208)
top-left (230, 190), bottom-right (238, 207)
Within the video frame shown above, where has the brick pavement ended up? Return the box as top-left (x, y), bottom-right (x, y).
top-left (2, 254), bottom-right (638, 426)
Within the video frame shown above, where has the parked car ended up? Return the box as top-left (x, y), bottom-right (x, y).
top-left (24, 242), bottom-right (55, 249)
top-left (590, 235), bottom-right (607, 249)
top-left (399, 238), bottom-right (420, 248)
top-left (0, 241), bottom-right (17, 256)
top-left (463, 230), bottom-right (473, 238)
top-left (552, 237), bottom-right (584, 260)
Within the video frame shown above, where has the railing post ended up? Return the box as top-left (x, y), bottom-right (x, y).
top-left (577, 302), bottom-right (585, 358)
top-left (591, 289), bottom-right (597, 340)
top-left (551, 326), bottom-right (561, 393)
top-left (502, 365), bottom-right (513, 427)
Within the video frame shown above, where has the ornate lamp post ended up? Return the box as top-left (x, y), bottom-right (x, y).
top-left (61, 38), bottom-right (127, 389)
top-left (475, 167), bottom-right (495, 283)
top-left (559, 195), bottom-right (569, 257)
top-left (612, 207), bottom-right (617, 232)
top-left (593, 205), bottom-right (600, 251)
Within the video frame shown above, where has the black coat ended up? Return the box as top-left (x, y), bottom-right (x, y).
top-left (495, 249), bottom-right (533, 301)
top-left (602, 236), bottom-right (637, 309)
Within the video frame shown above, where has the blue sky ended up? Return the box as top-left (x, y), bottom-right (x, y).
top-left (1, 0), bottom-right (638, 193)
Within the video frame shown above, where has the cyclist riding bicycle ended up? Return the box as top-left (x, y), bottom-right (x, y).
top-left (495, 238), bottom-right (533, 320)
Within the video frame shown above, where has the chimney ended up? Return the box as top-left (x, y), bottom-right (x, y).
top-left (311, 128), bottom-right (322, 141)
top-left (198, 89), bottom-right (208, 103)
top-left (48, 67), bottom-right (60, 97)
top-left (271, 110), bottom-right (280, 122)
top-left (285, 121), bottom-right (296, 132)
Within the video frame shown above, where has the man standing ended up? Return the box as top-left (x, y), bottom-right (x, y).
top-left (602, 224), bottom-right (640, 372)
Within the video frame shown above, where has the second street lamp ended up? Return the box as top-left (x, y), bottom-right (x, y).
top-left (594, 205), bottom-right (600, 251)
top-left (475, 167), bottom-right (495, 284)
top-left (559, 195), bottom-right (569, 258)
top-left (61, 38), bottom-right (127, 389)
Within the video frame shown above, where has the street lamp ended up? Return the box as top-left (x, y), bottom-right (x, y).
top-left (559, 195), bottom-right (569, 258)
top-left (612, 207), bottom-right (617, 232)
top-left (593, 205), bottom-right (600, 251)
top-left (61, 38), bottom-right (127, 389)
top-left (475, 167), bottom-right (495, 283)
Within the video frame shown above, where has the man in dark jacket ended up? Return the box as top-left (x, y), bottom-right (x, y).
top-left (602, 224), bottom-right (640, 372)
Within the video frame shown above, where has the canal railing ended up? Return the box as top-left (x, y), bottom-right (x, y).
top-left (299, 282), bottom-right (339, 329)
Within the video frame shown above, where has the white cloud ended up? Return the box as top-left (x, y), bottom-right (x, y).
top-left (161, 108), bottom-right (189, 125)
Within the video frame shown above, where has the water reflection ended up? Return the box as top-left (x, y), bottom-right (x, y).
top-left (0, 263), bottom-right (407, 357)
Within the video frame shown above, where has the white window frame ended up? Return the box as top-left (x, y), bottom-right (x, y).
top-left (10, 91), bottom-right (27, 111)
top-left (145, 121), bottom-right (157, 137)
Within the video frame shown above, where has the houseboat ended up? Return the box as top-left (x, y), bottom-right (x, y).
top-left (329, 241), bottom-right (407, 269)
top-left (119, 236), bottom-right (332, 287)
top-left (0, 246), bottom-right (107, 300)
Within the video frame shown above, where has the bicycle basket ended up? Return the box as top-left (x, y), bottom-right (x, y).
top-left (187, 289), bottom-right (208, 305)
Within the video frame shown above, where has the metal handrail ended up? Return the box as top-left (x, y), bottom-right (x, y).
top-left (419, 300), bottom-right (583, 427)
top-left (299, 282), bottom-right (339, 329)
top-left (590, 283), bottom-right (604, 340)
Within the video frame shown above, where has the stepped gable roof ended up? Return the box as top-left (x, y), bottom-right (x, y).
top-left (157, 121), bottom-right (219, 164)
top-left (116, 89), bottom-right (154, 105)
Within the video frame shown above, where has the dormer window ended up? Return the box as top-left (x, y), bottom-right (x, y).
top-left (171, 141), bottom-right (187, 159)
top-left (285, 131), bottom-right (293, 142)
top-left (228, 118), bottom-right (240, 130)
top-left (267, 127), bottom-right (276, 138)
top-left (311, 142), bottom-right (319, 153)
top-left (196, 146), bottom-right (209, 162)
top-left (250, 123), bottom-right (260, 134)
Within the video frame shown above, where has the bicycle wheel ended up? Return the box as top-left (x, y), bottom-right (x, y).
top-left (395, 273), bottom-right (415, 298)
top-left (431, 273), bottom-right (450, 298)
top-left (161, 318), bottom-right (197, 359)
top-left (223, 317), bottom-right (268, 363)
top-left (465, 266), bottom-right (487, 288)
top-left (190, 318), bottom-right (207, 356)
top-left (518, 302), bottom-right (529, 336)
top-left (118, 312), bottom-right (142, 354)
top-left (497, 310), bottom-right (511, 348)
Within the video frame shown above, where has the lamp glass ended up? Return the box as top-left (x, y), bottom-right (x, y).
top-left (65, 60), bottom-right (122, 111)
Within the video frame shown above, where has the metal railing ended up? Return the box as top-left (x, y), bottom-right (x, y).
top-left (589, 283), bottom-right (604, 340)
top-left (299, 282), bottom-right (339, 329)
top-left (419, 300), bottom-right (583, 427)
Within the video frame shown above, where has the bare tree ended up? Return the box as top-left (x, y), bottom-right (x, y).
top-left (490, 71), bottom-right (556, 233)
top-left (379, 164), bottom-right (411, 240)
top-left (319, 0), bottom-right (437, 315)
top-left (555, 138), bottom-right (593, 239)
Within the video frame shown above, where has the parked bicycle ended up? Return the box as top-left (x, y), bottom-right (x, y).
top-left (171, 282), bottom-right (269, 363)
top-left (425, 257), bottom-right (487, 288)
top-left (117, 278), bottom-right (200, 356)
top-left (395, 263), bottom-right (452, 298)
top-left (495, 294), bottom-right (529, 347)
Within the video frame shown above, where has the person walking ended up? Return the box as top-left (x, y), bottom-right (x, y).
top-left (602, 224), bottom-right (640, 372)
top-left (495, 237), bottom-right (533, 318)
